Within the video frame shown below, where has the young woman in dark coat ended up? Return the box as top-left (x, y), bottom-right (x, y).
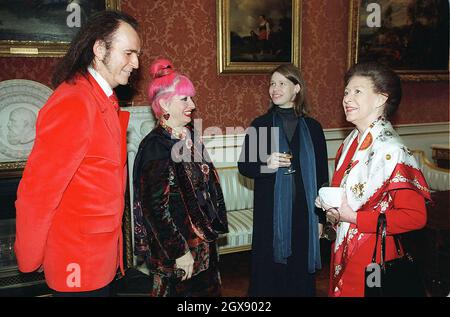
top-left (238, 64), bottom-right (328, 297)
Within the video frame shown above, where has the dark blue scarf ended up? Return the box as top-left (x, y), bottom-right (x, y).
top-left (273, 113), bottom-right (321, 273)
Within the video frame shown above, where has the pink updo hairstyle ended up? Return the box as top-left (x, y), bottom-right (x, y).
top-left (147, 58), bottom-right (196, 119)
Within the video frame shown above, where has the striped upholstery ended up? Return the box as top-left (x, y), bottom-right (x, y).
top-left (217, 167), bottom-right (254, 210)
top-left (217, 209), bottom-right (253, 254)
top-left (216, 167), bottom-right (254, 254)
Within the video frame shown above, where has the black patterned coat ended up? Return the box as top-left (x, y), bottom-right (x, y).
top-left (133, 125), bottom-right (228, 296)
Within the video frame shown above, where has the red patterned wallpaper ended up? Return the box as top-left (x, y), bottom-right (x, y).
top-left (0, 0), bottom-right (448, 131)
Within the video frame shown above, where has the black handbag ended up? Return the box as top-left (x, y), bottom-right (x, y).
top-left (364, 213), bottom-right (426, 297)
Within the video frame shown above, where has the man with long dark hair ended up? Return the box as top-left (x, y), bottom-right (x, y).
top-left (15, 10), bottom-right (141, 296)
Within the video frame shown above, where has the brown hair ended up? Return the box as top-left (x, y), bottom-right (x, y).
top-left (344, 62), bottom-right (402, 119)
top-left (269, 63), bottom-right (309, 117)
top-left (51, 10), bottom-right (138, 88)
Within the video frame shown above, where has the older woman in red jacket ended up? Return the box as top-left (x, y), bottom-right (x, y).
top-left (316, 62), bottom-right (430, 297)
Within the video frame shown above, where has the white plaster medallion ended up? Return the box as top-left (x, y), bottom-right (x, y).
top-left (0, 79), bottom-right (53, 162)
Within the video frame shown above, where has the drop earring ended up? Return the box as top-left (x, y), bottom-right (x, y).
top-left (163, 113), bottom-right (170, 120)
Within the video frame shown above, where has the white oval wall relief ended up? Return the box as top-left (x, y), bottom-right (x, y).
top-left (0, 79), bottom-right (53, 162)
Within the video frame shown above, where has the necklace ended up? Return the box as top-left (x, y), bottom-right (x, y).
top-left (160, 121), bottom-right (211, 180)
top-left (159, 120), bottom-right (187, 139)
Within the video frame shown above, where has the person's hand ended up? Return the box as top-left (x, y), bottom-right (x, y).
top-left (175, 251), bottom-right (194, 281)
top-left (322, 201), bottom-right (340, 225)
top-left (315, 196), bottom-right (323, 209)
top-left (336, 191), bottom-right (357, 224)
top-left (267, 152), bottom-right (291, 170)
top-left (316, 195), bottom-right (339, 224)
top-left (318, 223), bottom-right (323, 239)
top-left (322, 191), bottom-right (357, 224)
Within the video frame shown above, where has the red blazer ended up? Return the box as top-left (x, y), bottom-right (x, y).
top-left (331, 190), bottom-right (427, 296)
top-left (15, 73), bottom-right (129, 292)
top-left (329, 140), bottom-right (428, 296)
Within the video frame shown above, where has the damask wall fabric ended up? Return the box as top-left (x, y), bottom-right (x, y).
top-left (0, 0), bottom-right (448, 130)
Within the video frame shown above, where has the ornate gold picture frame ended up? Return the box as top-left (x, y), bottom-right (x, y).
top-left (0, 0), bottom-right (120, 57)
top-left (348, 0), bottom-right (449, 81)
top-left (217, 0), bottom-right (302, 74)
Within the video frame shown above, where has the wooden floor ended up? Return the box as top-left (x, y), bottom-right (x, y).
top-left (219, 233), bottom-right (450, 297)
top-left (219, 250), bottom-right (330, 297)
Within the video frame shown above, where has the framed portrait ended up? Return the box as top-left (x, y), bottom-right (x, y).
top-left (0, 0), bottom-right (121, 57)
top-left (217, 0), bottom-right (302, 74)
top-left (348, 0), bottom-right (449, 81)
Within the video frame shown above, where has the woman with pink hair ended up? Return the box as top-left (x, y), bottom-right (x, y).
top-left (132, 58), bottom-right (228, 297)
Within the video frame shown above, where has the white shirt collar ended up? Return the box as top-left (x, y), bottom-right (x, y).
top-left (88, 66), bottom-right (113, 97)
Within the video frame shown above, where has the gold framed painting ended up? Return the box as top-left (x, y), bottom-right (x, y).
top-left (0, 0), bottom-right (121, 57)
top-left (348, 0), bottom-right (449, 81)
top-left (217, 0), bottom-right (302, 74)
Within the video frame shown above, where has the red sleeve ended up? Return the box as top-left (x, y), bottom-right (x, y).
top-left (356, 189), bottom-right (427, 234)
top-left (14, 94), bottom-right (93, 272)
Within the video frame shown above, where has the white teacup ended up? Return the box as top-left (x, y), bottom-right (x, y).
top-left (318, 187), bottom-right (344, 208)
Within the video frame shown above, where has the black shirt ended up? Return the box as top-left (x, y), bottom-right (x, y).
top-left (275, 106), bottom-right (297, 143)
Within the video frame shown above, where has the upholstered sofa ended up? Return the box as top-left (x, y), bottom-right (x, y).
top-left (413, 150), bottom-right (450, 191)
top-left (216, 166), bottom-right (254, 254)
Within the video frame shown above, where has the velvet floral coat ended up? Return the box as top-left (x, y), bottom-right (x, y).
top-left (132, 124), bottom-right (228, 295)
